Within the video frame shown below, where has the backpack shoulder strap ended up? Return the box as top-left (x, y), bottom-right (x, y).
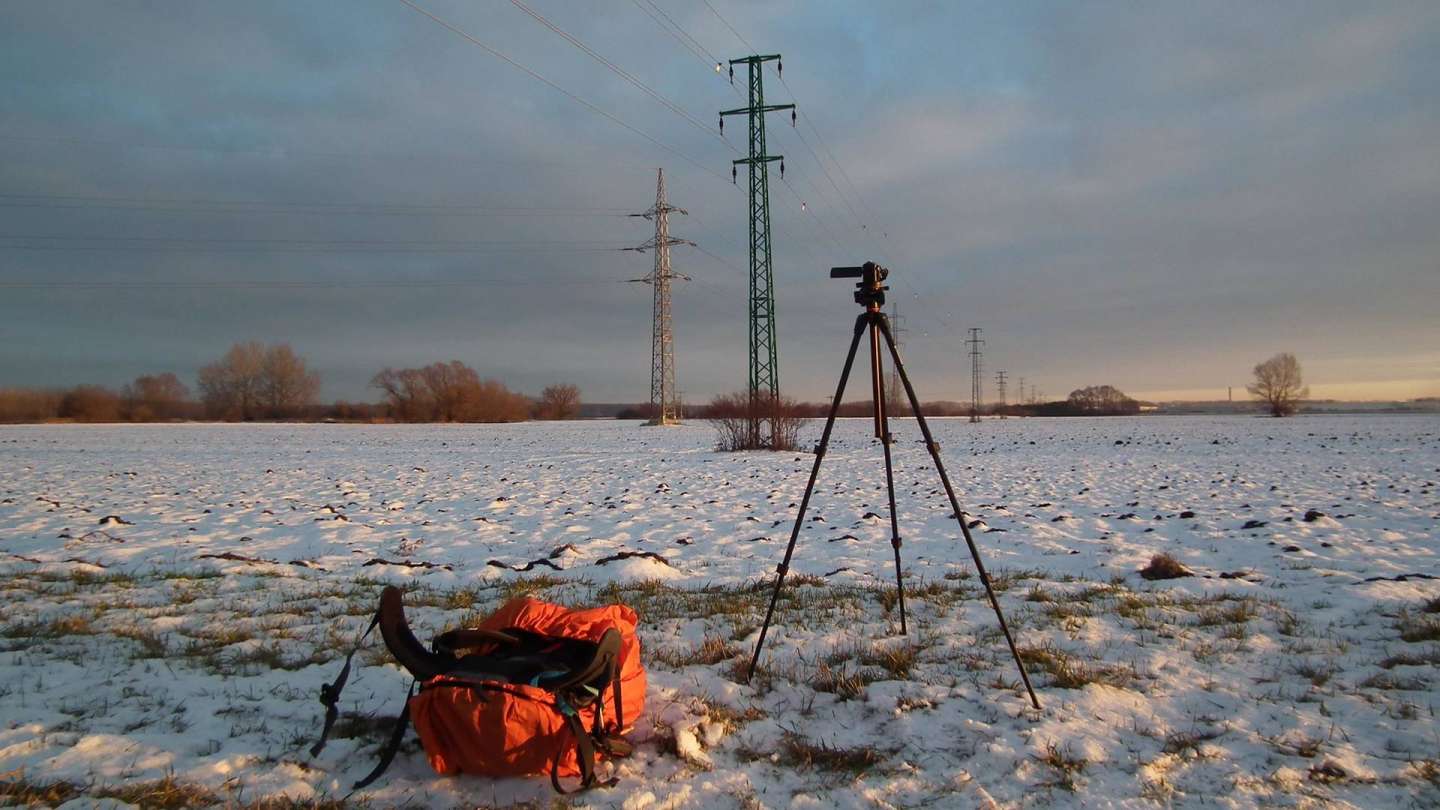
top-left (348, 680), bottom-right (416, 793)
top-left (550, 704), bottom-right (618, 794)
top-left (309, 607), bottom-right (381, 757)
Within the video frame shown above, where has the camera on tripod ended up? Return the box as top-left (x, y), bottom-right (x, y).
top-left (830, 261), bottom-right (889, 308)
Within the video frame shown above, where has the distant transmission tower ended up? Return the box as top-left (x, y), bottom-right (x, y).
top-left (721, 54), bottom-right (795, 447)
top-left (966, 328), bottom-right (984, 423)
top-left (995, 370), bottom-right (1008, 419)
top-left (627, 169), bottom-right (694, 426)
top-left (887, 301), bottom-right (906, 416)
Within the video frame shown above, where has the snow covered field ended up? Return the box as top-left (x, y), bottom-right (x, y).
top-left (1, 415), bottom-right (1437, 808)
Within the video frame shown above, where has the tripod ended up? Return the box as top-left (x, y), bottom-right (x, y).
top-left (746, 262), bottom-right (1040, 710)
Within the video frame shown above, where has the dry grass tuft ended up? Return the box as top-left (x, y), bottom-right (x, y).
top-left (775, 731), bottom-right (889, 773)
top-left (1396, 610), bottom-right (1440, 643)
top-left (1035, 741), bottom-right (1088, 791)
top-left (1139, 553), bottom-right (1192, 581)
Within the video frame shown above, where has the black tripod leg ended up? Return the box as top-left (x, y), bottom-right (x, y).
top-left (747, 312), bottom-right (869, 683)
top-left (872, 321), bottom-right (907, 636)
top-left (876, 316), bottom-right (1042, 710)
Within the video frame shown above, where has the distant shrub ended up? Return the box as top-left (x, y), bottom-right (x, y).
top-left (703, 390), bottom-right (804, 452)
top-left (0, 388), bottom-right (63, 422)
top-left (59, 385), bottom-right (123, 423)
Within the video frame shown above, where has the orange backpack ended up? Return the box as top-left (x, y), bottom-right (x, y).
top-left (311, 587), bottom-right (645, 793)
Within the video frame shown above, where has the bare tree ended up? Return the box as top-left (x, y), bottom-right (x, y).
top-left (371, 367), bottom-right (432, 422)
top-left (260, 343), bottom-right (321, 418)
top-left (199, 341), bottom-right (265, 420)
top-left (199, 341), bottom-right (318, 420)
top-left (1247, 352), bottom-right (1308, 417)
top-left (536, 384), bottom-right (581, 420)
top-left (122, 373), bottom-right (191, 421)
top-left (420, 361), bottom-right (479, 422)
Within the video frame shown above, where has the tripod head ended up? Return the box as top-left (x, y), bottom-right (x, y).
top-left (830, 261), bottom-right (889, 309)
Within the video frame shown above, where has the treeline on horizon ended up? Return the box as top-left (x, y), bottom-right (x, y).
top-left (621, 384), bottom-right (1147, 421)
top-left (0, 342), bottom-right (582, 424)
top-left (1, 348), bottom-right (1152, 424)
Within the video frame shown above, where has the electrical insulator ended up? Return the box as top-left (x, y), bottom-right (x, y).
top-left (780, 159), bottom-right (785, 178)
top-left (719, 116), bottom-right (723, 133)
top-left (728, 65), bottom-right (734, 84)
top-left (791, 109), bottom-right (797, 127)
top-left (777, 59), bottom-right (783, 76)
top-left (732, 165), bottom-right (737, 184)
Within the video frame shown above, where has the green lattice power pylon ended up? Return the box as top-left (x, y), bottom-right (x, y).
top-left (721, 54), bottom-right (793, 447)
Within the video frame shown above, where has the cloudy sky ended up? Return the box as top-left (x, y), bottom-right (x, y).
top-left (2, 0), bottom-right (1437, 404)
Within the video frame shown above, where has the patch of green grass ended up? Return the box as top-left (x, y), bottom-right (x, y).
top-left (1019, 644), bottom-right (1134, 690)
top-left (1196, 598), bottom-right (1258, 627)
top-left (651, 636), bottom-right (741, 668)
top-left (500, 575), bottom-right (566, 601)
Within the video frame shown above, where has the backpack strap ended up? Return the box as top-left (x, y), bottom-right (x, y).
top-left (550, 699), bottom-right (618, 794)
top-left (310, 608), bottom-right (381, 757)
top-left (349, 680), bottom-right (416, 793)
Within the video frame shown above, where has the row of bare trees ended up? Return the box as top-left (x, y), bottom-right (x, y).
top-left (0, 373), bottom-right (197, 423)
top-left (1, 344), bottom-right (582, 423)
top-left (371, 361), bottom-right (529, 423)
top-left (369, 361), bottom-right (581, 422)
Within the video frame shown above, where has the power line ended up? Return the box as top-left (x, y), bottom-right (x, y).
top-left (507, 0), bottom-right (734, 152)
top-left (0, 192), bottom-right (634, 217)
top-left (0, 131), bottom-right (663, 172)
top-left (701, 0), bottom-right (755, 53)
top-left (630, 0), bottom-right (722, 70)
top-left (622, 5), bottom-right (863, 272)
top-left (0, 233), bottom-right (632, 254)
top-left (395, 0), bottom-right (726, 183)
top-left (0, 277), bottom-right (624, 290)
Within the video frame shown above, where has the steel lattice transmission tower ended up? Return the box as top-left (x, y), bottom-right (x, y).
top-left (995, 370), bottom-right (1008, 419)
top-left (721, 54), bottom-right (794, 446)
top-left (627, 169), bottom-right (694, 426)
top-left (887, 301), bottom-right (907, 417)
top-left (966, 328), bottom-right (984, 423)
